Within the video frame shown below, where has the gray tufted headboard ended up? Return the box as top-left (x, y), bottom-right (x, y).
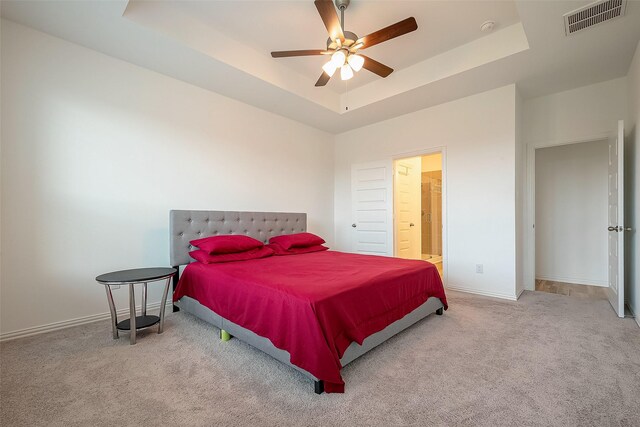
top-left (170, 210), bottom-right (307, 266)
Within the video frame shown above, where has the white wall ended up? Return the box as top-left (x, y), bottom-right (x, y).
top-left (626, 41), bottom-right (640, 326)
top-left (0, 18), bottom-right (3, 323)
top-left (515, 89), bottom-right (525, 297)
top-left (535, 140), bottom-right (609, 286)
top-left (524, 77), bottom-right (628, 146)
top-left (335, 85), bottom-right (518, 300)
top-left (0, 21), bottom-right (335, 338)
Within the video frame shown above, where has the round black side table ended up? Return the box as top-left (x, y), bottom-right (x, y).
top-left (96, 267), bottom-right (176, 345)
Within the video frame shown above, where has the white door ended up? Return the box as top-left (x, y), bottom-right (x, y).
top-left (394, 157), bottom-right (422, 259)
top-left (351, 161), bottom-right (393, 256)
top-left (607, 120), bottom-right (625, 318)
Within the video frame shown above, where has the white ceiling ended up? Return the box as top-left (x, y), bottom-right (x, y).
top-left (178, 0), bottom-right (521, 91)
top-left (2, 0), bottom-right (639, 134)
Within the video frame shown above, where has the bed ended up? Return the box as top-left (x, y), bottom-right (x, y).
top-left (170, 210), bottom-right (447, 393)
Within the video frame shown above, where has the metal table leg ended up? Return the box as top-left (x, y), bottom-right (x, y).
top-left (141, 283), bottom-right (147, 317)
top-left (105, 286), bottom-right (119, 339)
top-left (158, 276), bottom-right (171, 334)
top-left (129, 283), bottom-right (136, 345)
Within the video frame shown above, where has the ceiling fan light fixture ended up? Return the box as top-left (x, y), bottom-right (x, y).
top-left (340, 64), bottom-right (354, 80)
top-left (271, 1), bottom-right (417, 87)
top-left (331, 50), bottom-right (347, 67)
top-left (322, 60), bottom-right (339, 77)
top-left (347, 54), bottom-right (364, 72)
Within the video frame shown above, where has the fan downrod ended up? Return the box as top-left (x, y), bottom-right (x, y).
top-left (327, 0), bottom-right (357, 49)
top-left (336, 0), bottom-right (350, 32)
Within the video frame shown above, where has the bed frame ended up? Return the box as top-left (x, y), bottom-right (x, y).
top-left (169, 210), bottom-right (444, 394)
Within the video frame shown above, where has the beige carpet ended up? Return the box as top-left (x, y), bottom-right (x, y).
top-left (1, 290), bottom-right (639, 426)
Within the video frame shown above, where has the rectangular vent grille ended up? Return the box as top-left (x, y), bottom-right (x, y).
top-left (563, 0), bottom-right (627, 35)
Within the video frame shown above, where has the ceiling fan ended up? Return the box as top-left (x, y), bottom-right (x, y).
top-left (271, 0), bottom-right (418, 87)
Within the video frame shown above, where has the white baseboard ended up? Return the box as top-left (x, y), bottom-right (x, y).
top-left (516, 287), bottom-right (526, 300)
top-left (445, 285), bottom-right (519, 301)
top-left (0, 301), bottom-right (174, 342)
top-left (535, 274), bottom-right (608, 287)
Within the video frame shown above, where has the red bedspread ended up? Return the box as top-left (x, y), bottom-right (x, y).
top-left (173, 251), bottom-right (447, 393)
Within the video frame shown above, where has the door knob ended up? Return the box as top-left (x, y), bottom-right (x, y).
top-left (352, 224), bottom-right (357, 228)
top-left (409, 223), bottom-right (415, 227)
top-left (608, 226), bottom-right (619, 232)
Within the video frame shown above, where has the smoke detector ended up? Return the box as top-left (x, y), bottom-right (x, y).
top-left (563, 0), bottom-right (627, 35)
top-left (480, 21), bottom-right (496, 32)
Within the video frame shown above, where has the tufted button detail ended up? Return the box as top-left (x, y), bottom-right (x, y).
top-left (198, 232), bottom-right (202, 236)
top-left (187, 218), bottom-right (192, 223)
top-left (205, 218), bottom-right (210, 223)
top-left (179, 232), bottom-right (183, 236)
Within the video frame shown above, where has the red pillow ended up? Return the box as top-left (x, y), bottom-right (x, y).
top-left (267, 243), bottom-right (329, 256)
top-left (189, 246), bottom-right (274, 264)
top-left (268, 232), bottom-right (325, 250)
top-left (190, 234), bottom-right (263, 255)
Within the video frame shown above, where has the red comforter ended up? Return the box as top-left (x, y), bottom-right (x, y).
top-left (173, 251), bottom-right (447, 393)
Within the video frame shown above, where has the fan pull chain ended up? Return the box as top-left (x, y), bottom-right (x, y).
top-left (345, 79), bottom-right (349, 111)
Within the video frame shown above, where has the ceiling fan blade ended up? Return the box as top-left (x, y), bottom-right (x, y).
top-left (314, 0), bottom-right (345, 43)
top-left (357, 17), bottom-right (418, 50)
top-left (360, 55), bottom-right (393, 78)
top-left (315, 71), bottom-right (331, 87)
top-left (271, 50), bottom-right (330, 58)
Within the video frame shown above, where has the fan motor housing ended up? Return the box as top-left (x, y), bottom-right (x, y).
top-left (326, 31), bottom-right (359, 50)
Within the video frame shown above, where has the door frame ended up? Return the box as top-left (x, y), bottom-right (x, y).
top-left (392, 147), bottom-right (448, 285)
top-left (524, 132), bottom-right (611, 292)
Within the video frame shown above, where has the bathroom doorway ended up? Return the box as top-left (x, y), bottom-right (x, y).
top-left (420, 154), bottom-right (443, 266)
top-left (393, 152), bottom-right (444, 277)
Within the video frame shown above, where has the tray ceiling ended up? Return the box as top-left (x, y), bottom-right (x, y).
top-left (1, 0), bottom-right (639, 133)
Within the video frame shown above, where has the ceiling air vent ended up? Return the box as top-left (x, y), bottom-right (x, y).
top-left (563, 0), bottom-right (627, 35)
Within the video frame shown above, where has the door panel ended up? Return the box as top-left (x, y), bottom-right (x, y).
top-left (351, 161), bottom-right (393, 256)
top-left (607, 120), bottom-right (624, 318)
top-left (394, 157), bottom-right (421, 260)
